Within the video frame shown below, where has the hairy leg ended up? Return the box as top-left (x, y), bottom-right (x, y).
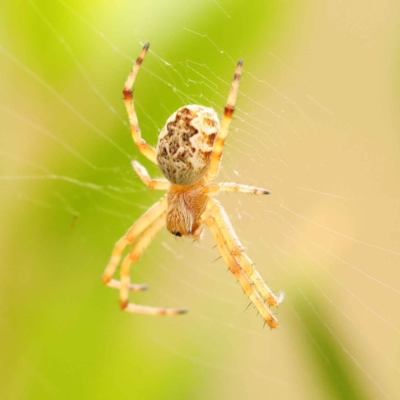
top-left (203, 182), bottom-right (270, 196)
top-left (102, 196), bottom-right (167, 285)
top-left (123, 43), bottom-right (157, 164)
top-left (204, 209), bottom-right (278, 328)
top-left (119, 212), bottom-right (187, 315)
top-left (208, 198), bottom-right (284, 307)
top-left (207, 59), bottom-right (242, 180)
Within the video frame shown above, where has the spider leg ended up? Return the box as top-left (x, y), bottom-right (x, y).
top-left (132, 160), bottom-right (170, 190)
top-left (207, 59), bottom-right (242, 180)
top-left (106, 280), bottom-right (148, 292)
top-left (208, 198), bottom-right (284, 307)
top-left (119, 211), bottom-right (187, 315)
top-left (204, 206), bottom-right (278, 328)
top-left (123, 43), bottom-right (158, 164)
top-left (203, 182), bottom-right (270, 195)
top-left (102, 196), bottom-right (167, 285)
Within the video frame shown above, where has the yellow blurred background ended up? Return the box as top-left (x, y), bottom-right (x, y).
top-left (1, 1), bottom-right (400, 399)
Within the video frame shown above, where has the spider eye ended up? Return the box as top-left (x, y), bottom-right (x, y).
top-left (171, 231), bottom-right (182, 237)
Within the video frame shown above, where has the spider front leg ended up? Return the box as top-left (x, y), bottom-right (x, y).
top-left (102, 196), bottom-right (167, 286)
top-left (123, 43), bottom-right (158, 164)
top-left (207, 58), bottom-right (242, 180)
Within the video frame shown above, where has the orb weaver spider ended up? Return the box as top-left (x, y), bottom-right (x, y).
top-left (102, 43), bottom-right (284, 328)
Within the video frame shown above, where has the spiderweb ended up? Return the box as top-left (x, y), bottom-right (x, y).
top-left (1, 1), bottom-right (399, 399)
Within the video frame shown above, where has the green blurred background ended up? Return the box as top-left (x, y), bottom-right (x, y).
top-left (1, 1), bottom-right (400, 399)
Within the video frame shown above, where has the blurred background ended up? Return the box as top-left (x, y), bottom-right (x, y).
top-left (1, 1), bottom-right (400, 399)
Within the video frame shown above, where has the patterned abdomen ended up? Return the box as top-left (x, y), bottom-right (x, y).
top-left (156, 105), bottom-right (220, 185)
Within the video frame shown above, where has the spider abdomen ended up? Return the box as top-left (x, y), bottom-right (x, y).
top-left (156, 105), bottom-right (220, 185)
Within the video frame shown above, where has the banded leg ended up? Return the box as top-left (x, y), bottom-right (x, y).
top-left (123, 43), bottom-right (157, 164)
top-left (102, 196), bottom-right (167, 286)
top-left (207, 59), bottom-right (243, 180)
top-left (204, 211), bottom-right (278, 328)
top-left (203, 182), bottom-right (270, 195)
top-left (132, 161), bottom-right (170, 190)
top-left (119, 212), bottom-right (187, 315)
top-left (208, 198), bottom-right (284, 307)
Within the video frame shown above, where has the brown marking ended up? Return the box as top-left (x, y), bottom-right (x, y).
top-left (231, 248), bottom-right (242, 257)
top-left (203, 117), bottom-right (216, 126)
top-left (168, 139), bottom-right (180, 155)
top-left (269, 317), bottom-right (279, 329)
top-left (123, 88), bottom-right (132, 100)
top-left (175, 107), bottom-right (192, 122)
top-left (165, 110), bottom-right (199, 156)
top-left (206, 133), bottom-right (217, 146)
top-left (233, 73), bottom-right (241, 81)
top-left (198, 149), bottom-right (212, 162)
top-left (166, 122), bottom-right (174, 137)
top-left (135, 43), bottom-right (150, 66)
top-left (224, 105), bottom-right (234, 118)
top-left (120, 298), bottom-right (128, 309)
top-left (102, 273), bottom-right (111, 284)
top-left (177, 153), bottom-right (185, 162)
top-left (181, 107), bottom-right (192, 116)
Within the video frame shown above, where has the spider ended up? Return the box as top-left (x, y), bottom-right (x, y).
top-left (102, 43), bottom-right (284, 328)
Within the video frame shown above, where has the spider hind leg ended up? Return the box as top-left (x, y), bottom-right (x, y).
top-left (205, 199), bottom-right (282, 328)
top-left (102, 196), bottom-right (168, 284)
top-left (118, 212), bottom-right (187, 315)
top-left (210, 198), bottom-right (283, 307)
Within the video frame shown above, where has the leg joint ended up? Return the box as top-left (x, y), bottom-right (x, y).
top-left (123, 88), bottom-right (133, 100)
top-left (224, 105), bottom-right (234, 118)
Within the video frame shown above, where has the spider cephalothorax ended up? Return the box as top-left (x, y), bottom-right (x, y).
top-left (166, 180), bottom-right (208, 237)
top-left (102, 43), bottom-right (284, 328)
